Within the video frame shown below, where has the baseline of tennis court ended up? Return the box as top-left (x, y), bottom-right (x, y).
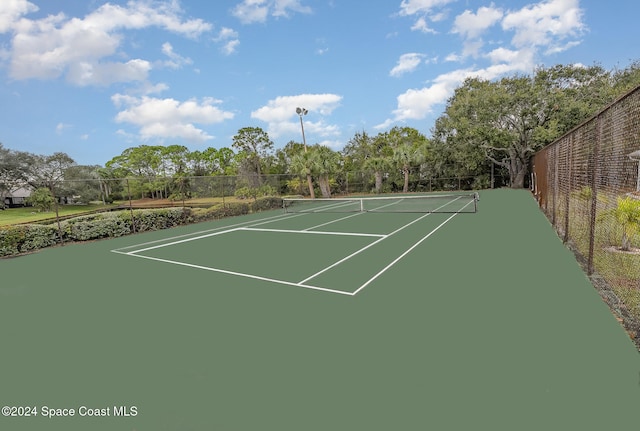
top-left (111, 194), bottom-right (475, 295)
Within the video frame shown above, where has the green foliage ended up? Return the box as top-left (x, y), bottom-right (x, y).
top-left (190, 202), bottom-right (250, 222)
top-left (575, 186), bottom-right (593, 201)
top-left (27, 187), bottom-right (55, 212)
top-left (251, 196), bottom-right (283, 212)
top-left (119, 208), bottom-right (192, 233)
top-left (286, 177), bottom-right (308, 195)
top-left (234, 185), bottom-right (276, 200)
top-left (61, 212), bottom-right (132, 241)
top-left (610, 196), bottom-right (640, 250)
top-left (0, 224), bottom-right (58, 257)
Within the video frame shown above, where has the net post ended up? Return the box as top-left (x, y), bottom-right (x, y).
top-left (360, 198), bottom-right (364, 212)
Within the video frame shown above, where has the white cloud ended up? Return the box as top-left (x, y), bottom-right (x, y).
top-left (214, 27), bottom-right (240, 55)
top-left (502, 0), bottom-right (585, 49)
top-left (410, 17), bottom-right (436, 34)
top-left (453, 5), bottom-right (503, 40)
top-left (451, 5), bottom-right (504, 59)
top-left (66, 59), bottom-right (152, 87)
top-left (232, 0), bottom-right (311, 24)
top-left (222, 39), bottom-right (241, 55)
top-left (381, 50), bottom-right (535, 127)
top-left (6, 0), bottom-right (211, 85)
top-left (161, 42), bottom-right (192, 69)
top-left (399, 0), bottom-right (455, 33)
top-left (251, 93), bottom-right (342, 139)
top-left (0, 0), bottom-right (38, 33)
top-left (56, 122), bottom-right (71, 134)
top-left (383, 0), bottom-right (586, 129)
top-left (112, 94), bottom-right (234, 143)
top-left (398, 0), bottom-right (455, 16)
top-left (390, 53), bottom-right (425, 77)
top-left (272, 0), bottom-right (313, 18)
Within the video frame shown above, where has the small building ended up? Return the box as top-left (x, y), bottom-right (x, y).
top-left (2, 187), bottom-right (31, 207)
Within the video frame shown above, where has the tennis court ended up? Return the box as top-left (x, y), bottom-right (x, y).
top-left (111, 193), bottom-right (478, 296)
top-left (1, 189), bottom-right (639, 431)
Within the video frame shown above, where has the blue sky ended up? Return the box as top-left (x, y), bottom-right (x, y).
top-left (1, 0), bottom-right (638, 166)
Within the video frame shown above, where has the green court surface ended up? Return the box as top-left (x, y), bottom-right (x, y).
top-left (1, 189), bottom-right (639, 430)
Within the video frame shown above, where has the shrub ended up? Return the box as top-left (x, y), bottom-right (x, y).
top-left (21, 224), bottom-right (59, 251)
top-left (0, 224), bottom-right (58, 257)
top-left (27, 187), bottom-right (55, 213)
top-left (61, 212), bottom-right (131, 241)
top-left (235, 185), bottom-right (277, 200)
top-left (117, 207), bottom-right (192, 233)
top-left (251, 196), bottom-right (283, 212)
top-left (234, 186), bottom-right (252, 199)
top-left (190, 202), bottom-right (250, 223)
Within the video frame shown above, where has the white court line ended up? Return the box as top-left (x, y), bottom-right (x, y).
top-left (123, 253), bottom-right (354, 296)
top-left (112, 194), bottom-right (473, 296)
top-left (124, 228), bottom-right (241, 254)
top-left (352, 212), bottom-right (459, 295)
top-left (287, 199), bottom-right (360, 213)
top-left (301, 197), bottom-right (416, 232)
top-left (240, 227), bottom-right (386, 238)
top-left (111, 211), bottom-right (303, 252)
top-left (351, 198), bottom-right (475, 295)
top-left (297, 198), bottom-right (459, 285)
top-left (302, 212), bottom-right (364, 231)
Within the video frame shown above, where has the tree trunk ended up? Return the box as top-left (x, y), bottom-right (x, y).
top-left (375, 171), bottom-right (383, 193)
top-left (512, 166), bottom-right (526, 188)
top-left (306, 173), bottom-right (315, 199)
top-left (318, 175), bottom-right (331, 198)
top-left (403, 167), bottom-right (409, 193)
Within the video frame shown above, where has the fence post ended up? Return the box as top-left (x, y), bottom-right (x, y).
top-left (126, 178), bottom-right (136, 233)
top-left (552, 145), bottom-right (558, 226)
top-left (587, 117), bottom-right (601, 275)
top-left (563, 135), bottom-right (572, 243)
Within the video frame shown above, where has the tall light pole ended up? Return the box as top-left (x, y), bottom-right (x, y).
top-left (296, 107), bottom-right (308, 152)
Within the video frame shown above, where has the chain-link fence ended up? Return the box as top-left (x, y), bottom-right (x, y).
top-left (532, 85), bottom-right (640, 350)
top-left (16, 171), bottom-right (491, 209)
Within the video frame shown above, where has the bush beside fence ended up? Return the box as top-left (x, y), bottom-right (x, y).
top-left (0, 197), bottom-right (283, 257)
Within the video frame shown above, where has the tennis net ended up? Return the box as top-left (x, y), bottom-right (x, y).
top-left (283, 193), bottom-right (479, 213)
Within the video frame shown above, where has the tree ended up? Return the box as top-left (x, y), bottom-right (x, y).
top-left (387, 127), bottom-right (428, 192)
top-left (312, 145), bottom-right (341, 197)
top-left (232, 127), bottom-right (274, 185)
top-left (105, 145), bottom-right (165, 198)
top-left (27, 187), bottom-right (55, 212)
top-left (28, 152), bottom-right (76, 194)
top-left (63, 164), bottom-right (104, 203)
top-left (290, 150), bottom-right (316, 198)
top-left (343, 131), bottom-right (391, 193)
top-left (0, 144), bottom-right (34, 209)
top-left (432, 76), bottom-right (554, 188)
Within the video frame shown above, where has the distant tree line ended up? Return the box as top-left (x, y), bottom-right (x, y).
top-left (2, 61), bottom-right (640, 208)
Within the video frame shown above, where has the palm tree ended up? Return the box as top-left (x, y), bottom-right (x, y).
top-left (363, 157), bottom-right (389, 194)
top-left (392, 143), bottom-right (416, 193)
top-left (313, 145), bottom-right (341, 198)
top-left (290, 151), bottom-right (316, 198)
top-left (611, 196), bottom-right (640, 251)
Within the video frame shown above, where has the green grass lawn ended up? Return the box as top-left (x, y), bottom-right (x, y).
top-left (0, 204), bottom-right (116, 226)
top-left (0, 196), bottom-right (263, 226)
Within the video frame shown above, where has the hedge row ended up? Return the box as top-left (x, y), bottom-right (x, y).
top-left (0, 197), bottom-right (283, 257)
